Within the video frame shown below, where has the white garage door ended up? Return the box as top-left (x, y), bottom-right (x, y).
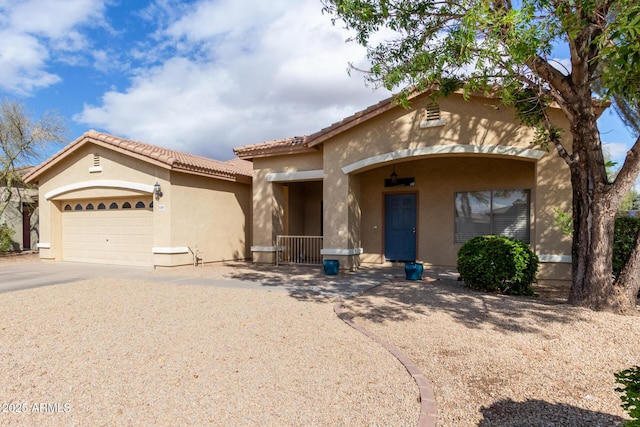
top-left (62, 202), bottom-right (153, 266)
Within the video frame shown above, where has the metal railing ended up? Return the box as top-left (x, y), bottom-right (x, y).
top-left (276, 235), bottom-right (323, 265)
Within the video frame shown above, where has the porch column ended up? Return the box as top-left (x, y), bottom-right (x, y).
top-left (251, 169), bottom-right (284, 263)
top-left (322, 169), bottom-right (362, 270)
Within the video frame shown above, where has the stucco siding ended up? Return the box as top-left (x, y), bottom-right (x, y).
top-left (35, 144), bottom-right (165, 263)
top-left (33, 138), bottom-right (251, 268)
top-left (246, 91), bottom-right (573, 282)
top-left (167, 172), bottom-right (251, 266)
top-left (358, 156), bottom-right (537, 266)
top-left (321, 93), bottom-right (540, 171)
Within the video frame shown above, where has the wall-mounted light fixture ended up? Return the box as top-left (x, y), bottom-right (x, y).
top-left (154, 181), bottom-right (163, 199)
top-left (390, 166), bottom-right (398, 185)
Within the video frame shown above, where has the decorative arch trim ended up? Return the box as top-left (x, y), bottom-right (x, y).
top-left (341, 144), bottom-right (546, 174)
top-left (45, 180), bottom-right (154, 200)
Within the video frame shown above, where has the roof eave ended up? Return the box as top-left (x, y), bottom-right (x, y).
top-left (234, 145), bottom-right (318, 160)
top-left (306, 97), bottom-right (396, 148)
top-left (172, 165), bottom-right (252, 183)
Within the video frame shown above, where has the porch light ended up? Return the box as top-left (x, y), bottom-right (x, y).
top-left (390, 166), bottom-right (398, 185)
top-left (154, 181), bottom-right (163, 199)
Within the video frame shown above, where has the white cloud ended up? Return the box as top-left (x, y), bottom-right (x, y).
top-left (603, 142), bottom-right (629, 167)
top-left (74, 0), bottom-right (390, 160)
top-left (0, 31), bottom-right (61, 95)
top-left (549, 58), bottom-right (571, 75)
top-left (0, 0), bottom-right (106, 94)
top-left (8, 0), bottom-right (105, 38)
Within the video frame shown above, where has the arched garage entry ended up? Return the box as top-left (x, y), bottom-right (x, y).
top-left (61, 197), bottom-right (154, 266)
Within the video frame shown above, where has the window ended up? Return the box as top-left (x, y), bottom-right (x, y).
top-left (135, 201), bottom-right (146, 209)
top-left (454, 189), bottom-right (530, 243)
top-left (122, 202), bottom-right (131, 209)
top-left (86, 203), bottom-right (94, 210)
top-left (75, 204), bottom-right (83, 211)
top-left (64, 204), bottom-right (72, 211)
top-left (98, 203), bottom-right (106, 210)
top-left (109, 202), bottom-right (118, 209)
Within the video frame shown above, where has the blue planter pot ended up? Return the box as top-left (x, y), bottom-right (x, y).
top-left (323, 259), bottom-right (339, 275)
top-left (405, 262), bottom-right (424, 280)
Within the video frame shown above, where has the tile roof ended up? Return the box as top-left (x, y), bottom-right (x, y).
top-left (24, 130), bottom-right (252, 184)
top-left (306, 97), bottom-right (395, 147)
top-left (233, 136), bottom-right (314, 160)
top-left (224, 158), bottom-right (254, 176)
top-left (233, 88), bottom-right (605, 160)
top-left (232, 96), bottom-right (396, 159)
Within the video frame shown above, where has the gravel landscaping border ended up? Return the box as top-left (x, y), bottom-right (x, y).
top-left (340, 275), bottom-right (640, 426)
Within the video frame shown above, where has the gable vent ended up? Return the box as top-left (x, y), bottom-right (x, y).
top-left (425, 103), bottom-right (440, 121)
top-left (420, 103), bottom-right (446, 129)
top-left (89, 153), bottom-right (102, 173)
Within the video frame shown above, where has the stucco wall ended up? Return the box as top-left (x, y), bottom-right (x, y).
top-left (166, 172), bottom-right (251, 266)
top-left (250, 91), bottom-right (573, 281)
top-left (358, 156), bottom-right (537, 265)
top-left (251, 152), bottom-right (323, 262)
top-left (33, 141), bottom-right (251, 267)
top-left (286, 181), bottom-right (322, 236)
top-left (36, 143), bottom-right (167, 262)
top-left (0, 187), bottom-right (38, 251)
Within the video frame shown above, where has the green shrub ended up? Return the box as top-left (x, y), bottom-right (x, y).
top-left (614, 216), bottom-right (640, 278)
top-left (0, 223), bottom-right (14, 253)
top-left (457, 235), bottom-right (539, 295)
top-left (615, 366), bottom-right (640, 426)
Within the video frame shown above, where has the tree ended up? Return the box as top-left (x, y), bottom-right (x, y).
top-left (619, 189), bottom-right (639, 212)
top-left (322, 0), bottom-right (640, 314)
top-left (0, 99), bottom-right (66, 223)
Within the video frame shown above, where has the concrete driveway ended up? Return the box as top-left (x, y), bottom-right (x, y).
top-left (0, 254), bottom-right (421, 297)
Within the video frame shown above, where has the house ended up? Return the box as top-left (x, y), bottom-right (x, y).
top-left (234, 91), bottom-right (580, 285)
top-left (23, 130), bottom-right (252, 267)
top-left (0, 166), bottom-right (38, 251)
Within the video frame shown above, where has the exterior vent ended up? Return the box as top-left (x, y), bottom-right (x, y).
top-left (425, 103), bottom-right (440, 121)
top-left (420, 103), bottom-right (446, 129)
top-left (89, 153), bottom-right (102, 173)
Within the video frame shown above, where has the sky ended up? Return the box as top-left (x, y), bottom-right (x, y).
top-left (0, 0), bottom-right (637, 166)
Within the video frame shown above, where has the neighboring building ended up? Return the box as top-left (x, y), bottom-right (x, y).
top-left (23, 130), bottom-right (252, 267)
top-left (234, 91), bottom-right (589, 286)
top-left (0, 166), bottom-right (38, 251)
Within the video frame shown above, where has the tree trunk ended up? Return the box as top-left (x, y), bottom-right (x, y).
top-left (613, 228), bottom-right (640, 315)
top-left (566, 111), bottom-right (639, 315)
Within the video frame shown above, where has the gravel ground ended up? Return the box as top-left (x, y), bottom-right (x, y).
top-left (2, 253), bottom-right (639, 426)
top-left (0, 274), bottom-right (419, 426)
top-left (341, 276), bottom-right (640, 426)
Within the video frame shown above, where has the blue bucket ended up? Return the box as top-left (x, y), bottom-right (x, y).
top-left (404, 262), bottom-right (424, 280)
top-left (323, 259), bottom-right (339, 275)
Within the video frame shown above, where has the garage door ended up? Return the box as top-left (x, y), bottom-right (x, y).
top-left (62, 200), bottom-right (154, 266)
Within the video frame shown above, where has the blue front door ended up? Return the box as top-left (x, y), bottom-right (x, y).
top-left (385, 193), bottom-right (417, 261)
